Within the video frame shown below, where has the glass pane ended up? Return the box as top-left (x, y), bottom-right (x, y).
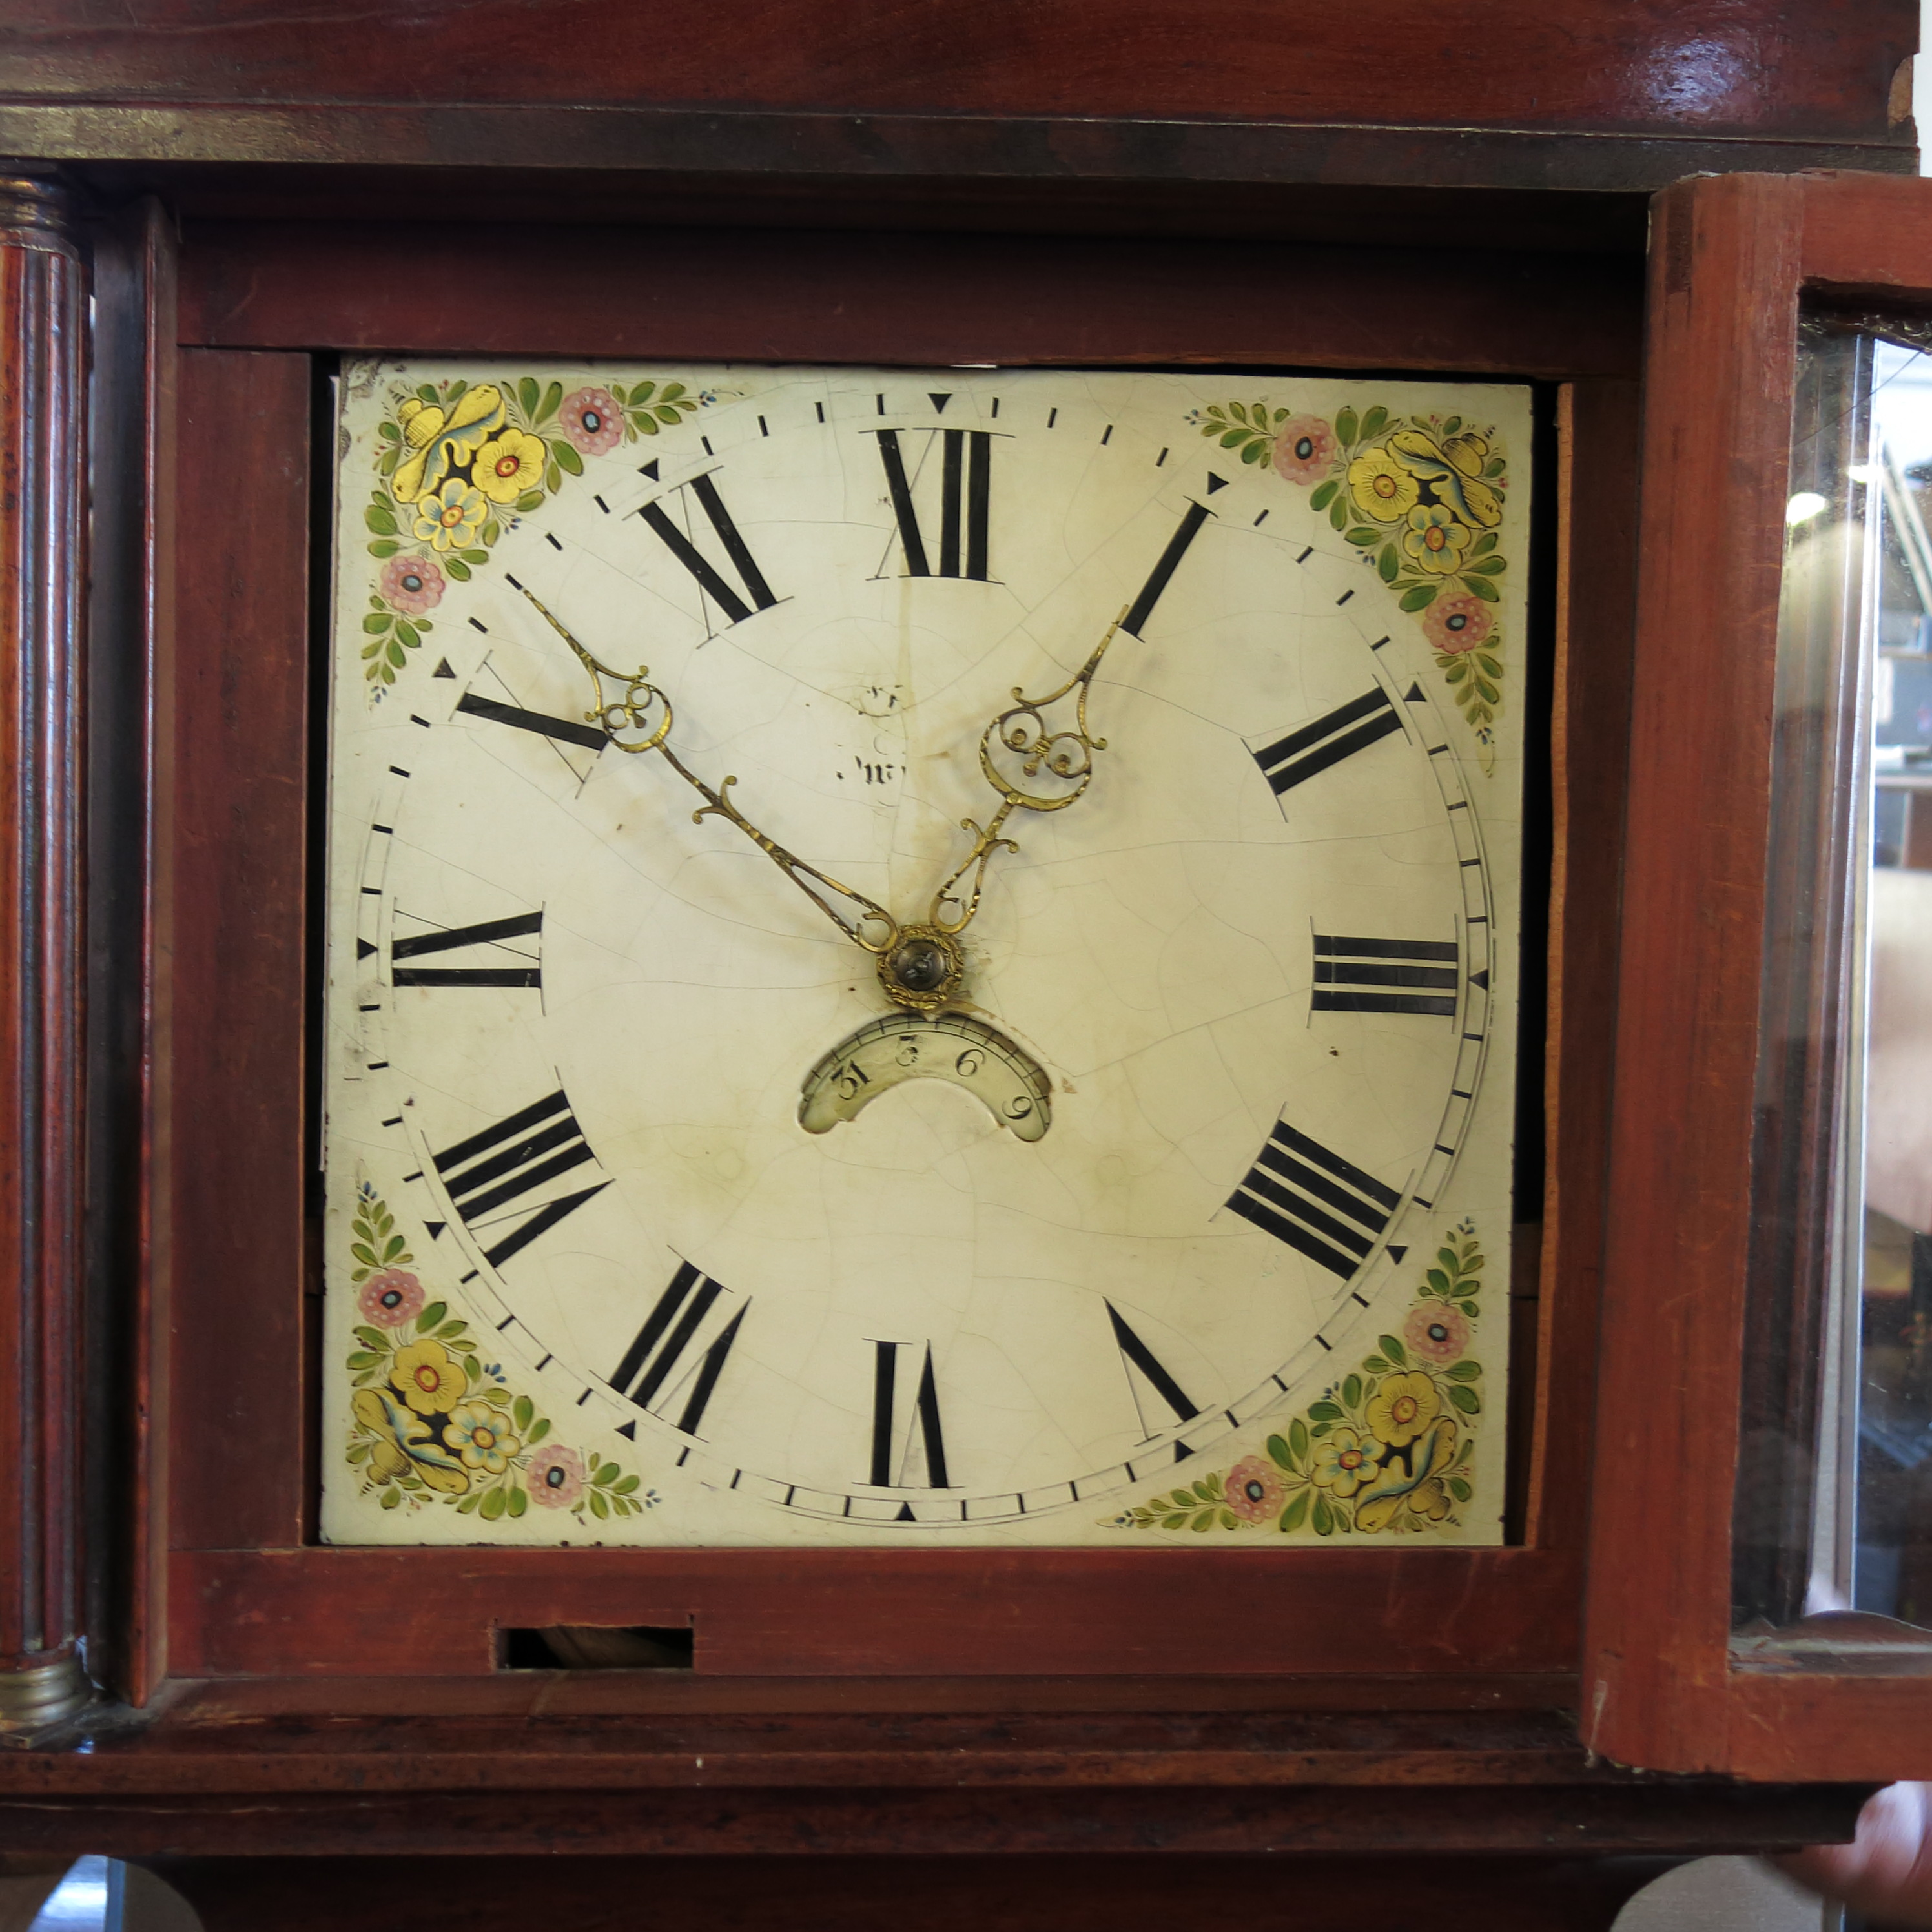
top-left (1733, 314), bottom-right (1932, 1652)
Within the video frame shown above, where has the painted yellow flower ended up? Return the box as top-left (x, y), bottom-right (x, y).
top-left (389, 1338), bottom-right (466, 1415)
top-left (447, 1399), bottom-right (521, 1474)
top-left (412, 477), bottom-right (488, 552)
top-left (351, 1384), bottom-right (469, 1493)
top-left (1401, 503), bottom-right (1474, 577)
top-left (1365, 1370), bottom-right (1439, 1448)
top-left (1348, 448), bottom-right (1420, 523)
top-left (1355, 1417), bottom-right (1459, 1532)
top-left (392, 384), bottom-right (506, 501)
top-left (471, 427), bottom-right (547, 504)
top-left (1310, 1426), bottom-right (1383, 1499)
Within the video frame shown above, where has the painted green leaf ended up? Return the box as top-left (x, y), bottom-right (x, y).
top-left (1219, 428), bottom-right (1248, 449)
top-left (1241, 439), bottom-right (1266, 464)
top-left (1459, 574), bottom-right (1499, 602)
top-left (381, 1486), bottom-right (402, 1509)
top-left (353, 1326), bottom-right (387, 1350)
top-left (1289, 1417), bottom-right (1310, 1462)
top-left (1484, 457), bottom-right (1506, 477)
top-left (1335, 406), bottom-right (1359, 447)
top-left (360, 615), bottom-right (391, 637)
top-left (1329, 497), bottom-right (1348, 531)
top-left (1399, 583), bottom-right (1436, 612)
top-left (1218, 1508), bottom-right (1238, 1529)
top-left (480, 1486), bottom-right (508, 1521)
top-left (1474, 676), bottom-right (1499, 702)
top-left (378, 420), bottom-right (402, 443)
top-left (589, 1487), bottom-right (610, 1520)
top-left (1162, 1513), bottom-right (1187, 1530)
top-left (515, 489), bottom-right (545, 513)
top-left (1190, 1510), bottom-right (1215, 1533)
top-left (1448, 1476), bottom-right (1472, 1502)
top-left (1193, 1477), bottom-right (1220, 1503)
top-left (1361, 405), bottom-right (1388, 441)
top-left (1363, 1354), bottom-right (1390, 1374)
top-left (1379, 1335), bottom-right (1408, 1366)
top-left (1308, 1400), bottom-right (1343, 1422)
top-left (1309, 478), bottom-right (1339, 511)
top-left (544, 463), bottom-right (561, 492)
top-left (513, 1394), bottom-right (533, 1432)
top-left (1443, 659), bottom-right (1468, 683)
top-left (1311, 1421), bottom-right (1331, 1438)
top-left (551, 439), bottom-right (584, 476)
top-left (1229, 402), bottom-right (1249, 424)
top-left (456, 1490), bottom-right (481, 1514)
top-left (1443, 415), bottom-right (1462, 436)
top-left (378, 448), bottom-right (400, 477)
top-left (437, 1319), bottom-right (468, 1339)
top-left (416, 383), bottom-right (439, 405)
top-left (1448, 1384), bottom-right (1482, 1415)
top-left (632, 380), bottom-right (657, 405)
top-left (507, 1485), bottom-right (528, 1517)
top-left (633, 414), bottom-right (659, 437)
top-left (1378, 544), bottom-right (1399, 582)
top-left (1444, 1359), bottom-right (1482, 1381)
top-left (1280, 1490), bottom-right (1310, 1532)
top-left (1474, 653), bottom-right (1503, 678)
top-left (1342, 1373), bottom-right (1362, 1409)
top-left (516, 376), bottom-right (540, 417)
top-left (1267, 1433), bottom-right (1293, 1471)
top-left (615, 1475), bottom-right (639, 1494)
top-left (1427, 1268), bottom-right (1453, 1295)
top-left (595, 1461), bottom-right (621, 1486)
top-left (418, 1301), bottom-right (447, 1331)
top-left (364, 506), bottom-right (395, 536)
top-left (655, 406), bottom-right (684, 425)
top-left (528, 1417), bottom-right (550, 1443)
top-left (346, 1351), bottom-right (380, 1370)
top-left (445, 379), bottom-right (468, 406)
top-left (1312, 1495), bottom-right (1334, 1536)
top-left (661, 382), bottom-right (687, 402)
top-left (536, 380), bottom-right (563, 424)
top-left (368, 539), bottom-right (401, 559)
top-left (458, 548), bottom-right (488, 566)
top-left (385, 640), bottom-right (406, 669)
top-left (351, 1240), bottom-right (379, 1264)
top-left (480, 520), bottom-right (500, 546)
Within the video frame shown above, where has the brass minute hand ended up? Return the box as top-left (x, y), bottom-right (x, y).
top-left (513, 584), bottom-right (902, 958)
top-left (927, 607), bottom-right (1129, 937)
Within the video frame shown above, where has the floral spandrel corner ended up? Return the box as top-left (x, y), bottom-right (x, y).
top-left (342, 1182), bottom-right (653, 1525)
top-left (1111, 1223), bottom-right (1488, 1537)
top-left (356, 373), bottom-right (708, 688)
top-left (1193, 401), bottom-right (1510, 765)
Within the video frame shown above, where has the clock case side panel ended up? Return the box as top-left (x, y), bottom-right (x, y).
top-left (1583, 170), bottom-right (1932, 1781)
top-left (154, 223), bottom-right (1627, 1685)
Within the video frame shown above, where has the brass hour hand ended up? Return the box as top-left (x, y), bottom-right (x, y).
top-left (513, 583), bottom-right (901, 961)
top-left (928, 608), bottom-right (1128, 938)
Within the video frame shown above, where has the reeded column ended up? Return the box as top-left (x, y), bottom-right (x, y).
top-left (0, 169), bottom-right (88, 1731)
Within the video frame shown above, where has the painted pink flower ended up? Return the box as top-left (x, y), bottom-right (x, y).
top-left (1422, 593), bottom-right (1494, 654)
top-left (378, 553), bottom-right (445, 616)
top-left (557, 387), bottom-right (623, 457)
top-left (358, 1268), bottom-right (424, 1329)
top-left (1405, 1302), bottom-right (1471, 1364)
top-left (1272, 415), bottom-right (1337, 485)
top-left (1224, 1455), bottom-right (1286, 1523)
top-left (526, 1443), bottom-right (586, 1508)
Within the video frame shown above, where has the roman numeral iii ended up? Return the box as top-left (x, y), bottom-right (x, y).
top-left (639, 471), bottom-right (778, 625)
top-left (391, 911), bottom-right (542, 989)
top-left (1251, 688), bottom-right (1403, 795)
top-left (610, 1260), bottom-right (746, 1437)
top-left (1311, 934), bottom-right (1458, 1018)
top-left (1226, 1120), bottom-right (1401, 1279)
top-left (875, 428), bottom-right (992, 579)
top-left (432, 1089), bottom-right (608, 1269)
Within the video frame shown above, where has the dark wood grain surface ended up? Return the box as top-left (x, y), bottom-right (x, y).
top-left (164, 348), bottom-right (313, 1557)
top-left (173, 222), bottom-right (1645, 380)
top-left (0, 0), bottom-right (1910, 142)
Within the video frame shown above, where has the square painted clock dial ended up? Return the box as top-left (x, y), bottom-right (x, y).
top-left (322, 362), bottom-right (1527, 1547)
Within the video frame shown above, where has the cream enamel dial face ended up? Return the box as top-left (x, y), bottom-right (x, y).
top-left (322, 361), bottom-right (1528, 1547)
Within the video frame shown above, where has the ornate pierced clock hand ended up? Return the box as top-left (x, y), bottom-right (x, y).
top-left (927, 607), bottom-right (1129, 938)
top-left (513, 583), bottom-right (904, 961)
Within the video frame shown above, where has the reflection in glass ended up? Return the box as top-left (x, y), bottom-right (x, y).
top-left (1735, 318), bottom-right (1932, 1645)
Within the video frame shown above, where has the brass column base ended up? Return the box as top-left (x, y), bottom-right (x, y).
top-left (0, 1656), bottom-right (91, 1735)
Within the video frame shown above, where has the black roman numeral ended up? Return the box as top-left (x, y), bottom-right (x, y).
top-left (876, 428), bottom-right (992, 579)
top-left (1252, 688), bottom-right (1403, 794)
top-left (391, 912), bottom-right (543, 989)
top-left (1107, 1301), bottom-right (1200, 1433)
top-left (1122, 500), bottom-right (1211, 635)
top-left (455, 691), bottom-right (606, 752)
top-left (639, 471), bottom-right (777, 625)
top-left (610, 1260), bottom-right (746, 1437)
top-left (432, 1089), bottom-right (607, 1269)
top-left (1312, 934), bottom-right (1458, 1018)
top-left (1226, 1121), bottom-right (1401, 1279)
top-left (868, 1340), bottom-right (949, 1490)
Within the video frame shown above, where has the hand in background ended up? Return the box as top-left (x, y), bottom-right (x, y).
top-left (1776, 1782), bottom-right (1932, 1928)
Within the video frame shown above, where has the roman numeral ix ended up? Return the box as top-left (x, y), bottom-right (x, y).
top-left (1252, 688), bottom-right (1403, 795)
top-left (639, 471), bottom-right (778, 626)
top-left (391, 911), bottom-right (543, 989)
top-left (610, 1260), bottom-right (746, 1437)
top-left (868, 1339), bottom-right (949, 1494)
top-left (1312, 934), bottom-right (1458, 1018)
top-left (433, 1089), bottom-right (608, 1269)
top-left (1226, 1120), bottom-right (1401, 1279)
top-left (876, 427), bottom-right (992, 579)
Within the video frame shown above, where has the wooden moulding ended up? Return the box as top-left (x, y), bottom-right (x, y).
top-left (139, 229), bottom-right (1636, 1693)
top-left (0, 169), bottom-right (88, 1730)
top-left (1584, 170), bottom-right (1932, 1780)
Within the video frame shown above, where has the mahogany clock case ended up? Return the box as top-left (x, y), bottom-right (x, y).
top-left (51, 205), bottom-right (1637, 1708)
